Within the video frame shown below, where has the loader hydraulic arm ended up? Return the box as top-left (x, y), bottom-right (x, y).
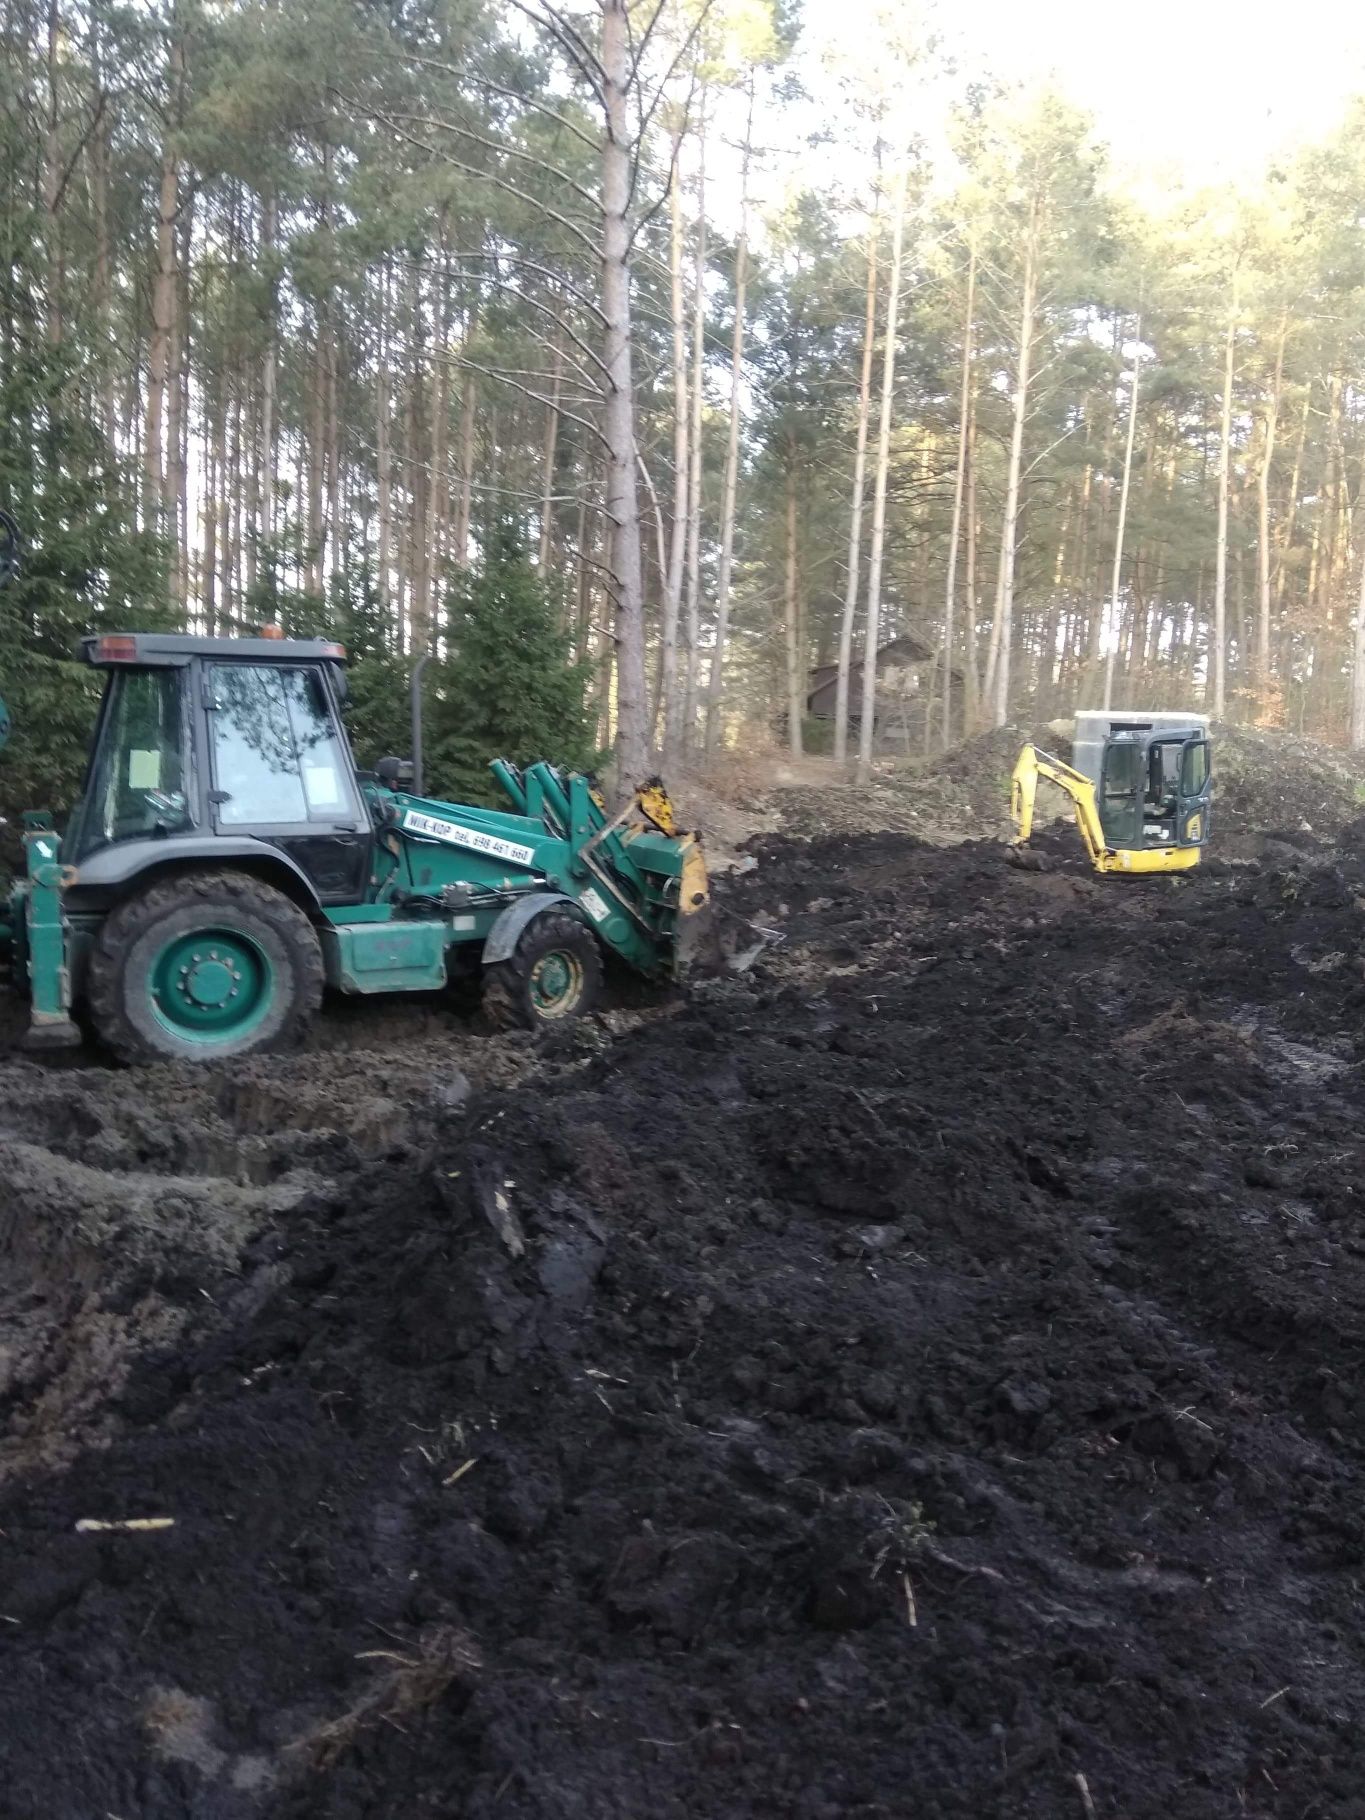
top-left (1011, 743), bottom-right (1109, 869)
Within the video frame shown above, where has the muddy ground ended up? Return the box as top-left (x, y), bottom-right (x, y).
top-left (7, 805), bottom-right (1365, 1816)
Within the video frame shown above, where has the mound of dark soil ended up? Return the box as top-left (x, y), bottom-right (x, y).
top-left (769, 727), bottom-right (1032, 844)
top-left (770, 718), bottom-right (1365, 856)
top-left (6, 833), bottom-right (1365, 1817)
top-left (1208, 723), bottom-right (1365, 849)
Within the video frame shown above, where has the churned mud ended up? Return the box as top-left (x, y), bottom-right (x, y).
top-left (5, 814), bottom-right (1365, 1816)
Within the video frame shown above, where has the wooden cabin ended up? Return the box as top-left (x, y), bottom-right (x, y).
top-left (806, 635), bottom-right (964, 752)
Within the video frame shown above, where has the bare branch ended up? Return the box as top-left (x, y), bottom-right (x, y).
top-left (369, 115), bottom-right (605, 260)
top-left (516, 314), bottom-right (610, 388)
top-left (391, 253), bottom-right (611, 387)
top-left (636, 443), bottom-right (668, 590)
top-left (371, 52), bottom-right (601, 153)
top-left (377, 105), bottom-right (601, 213)
top-left (350, 429), bottom-right (616, 518)
top-left (438, 250), bottom-right (608, 325)
top-left (1023, 422), bottom-right (1080, 478)
top-left (627, 0), bottom-right (669, 85)
top-left (506, 0), bottom-right (608, 99)
top-left (452, 354), bottom-right (611, 452)
top-left (631, 0), bottom-right (715, 159)
top-left (51, 89), bottom-right (108, 216)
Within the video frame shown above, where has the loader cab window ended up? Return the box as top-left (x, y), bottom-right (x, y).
top-left (85, 667), bottom-right (191, 851)
top-left (208, 663), bottom-right (354, 826)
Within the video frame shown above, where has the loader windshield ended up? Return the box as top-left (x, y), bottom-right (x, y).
top-left (83, 668), bottom-right (191, 852)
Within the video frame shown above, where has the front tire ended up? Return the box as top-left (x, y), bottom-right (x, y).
top-left (88, 870), bottom-right (324, 1063)
top-left (482, 911), bottom-right (603, 1032)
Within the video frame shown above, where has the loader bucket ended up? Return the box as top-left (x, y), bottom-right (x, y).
top-left (675, 900), bottom-right (779, 978)
top-left (674, 856), bottom-right (779, 980)
top-left (670, 833), bottom-right (781, 979)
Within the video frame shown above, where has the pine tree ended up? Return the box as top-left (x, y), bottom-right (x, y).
top-left (427, 522), bottom-right (597, 805)
top-left (0, 331), bottom-right (167, 835)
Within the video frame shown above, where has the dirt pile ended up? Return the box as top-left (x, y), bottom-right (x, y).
top-left (6, 830), bottom-right (1365, 1816)
top-left (1208, 723), bottom-right (1365, 849)
top-left (763, 719), bottom-right (1365, 855)
top-left (766, 728), bottom-right (1028, 845)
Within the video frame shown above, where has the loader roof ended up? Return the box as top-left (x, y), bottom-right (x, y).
top-left (80, 631), bottom-right (348, 667)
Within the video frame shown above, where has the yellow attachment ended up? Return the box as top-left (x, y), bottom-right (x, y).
top-left (636, 778), bottom-right (680, 836)
top-left (678, 832), bottom-right (710, 915)
top-left (1010, 742), bottom-right (1200, 877)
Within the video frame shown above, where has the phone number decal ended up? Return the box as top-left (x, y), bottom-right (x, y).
top-left (402, 809), bottom-right (535, 867)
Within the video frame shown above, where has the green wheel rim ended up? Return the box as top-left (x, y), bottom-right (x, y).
top-left (148, 925), bottom-right (276, 1047)
top-left (529, 947), bottom-right (584, 1018)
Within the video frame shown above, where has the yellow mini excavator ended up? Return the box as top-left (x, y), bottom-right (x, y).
top-left (1011, 715), bottom-right (1212, 875)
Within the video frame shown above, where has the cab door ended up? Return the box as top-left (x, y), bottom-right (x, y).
top-left (1176, 734), bottom-right (1212, 847)
top-left (205, 660), bottom-right (371, 903)
top-left (1098, 737), bottom-right (1144, 848)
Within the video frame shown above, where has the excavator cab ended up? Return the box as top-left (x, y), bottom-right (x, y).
top-left (1012, 713), bottom-right (1211, 875)
top-left (1099, 728), bottom-right (1210, 851)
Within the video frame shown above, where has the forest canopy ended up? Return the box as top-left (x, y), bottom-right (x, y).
top-left (4, 0), bottom-right (1365, 808)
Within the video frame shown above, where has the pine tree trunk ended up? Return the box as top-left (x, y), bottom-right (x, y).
top-left (833, 198), bottom-right (880, 764)
top-left (1257, 313), bottom-right (1286, 708)
top-left (1277, 383), bottom-right (1310, 616)
top-left (1352, 528), bottom-right (1365, 749)
top-left (962, 383), bottom-right (980, 729)
top-left (538, 326), bottom-right (563, 571)
top-left (228, 391), bottom-right (243, 619)
top-left (144, 42), bottom-right (183, 528)
top-left (940, 239), bottom-right (975, 750)
top-left (408, 263), bottom-right (430, 651)
top-left (325, 304), bottom-right (340, 595)
top-left (41, 0), bottom-right (63, 346)
top-left (660, 131), bottom-right (691, 766)
top-left (784, 455), bottom-right (804, 756)
top-left (990, 192), bottom-right (1040, 730)
top-left (455, 356), bottom-right (476, 569)
top-left (376, 267), bottom-right (393, 613)
top-left (430, 237), bottom-right (452, 598)
top-left (855, 161), bottom-right (910, 785)
top-left (702, 78), bottom-right (753, 755)
top-left (260, 191), bottom-right (278, 550)
top-left (1102, 315), bottom-right (1142, 710)
top-left (89, 28), bottom-right (116, 441)
top-left (206, 388), bottom-right (227, 635)
top-left (1213, 295), bottom-right (1237, 718)
top-left (1064, 448), bottom-right (1094, 698)
top-left (600, 0), bottom-right (649, 786)
top-left (307, 313), bottom-right (325, 596)
top-left (166, 190), bottom-right (192, 611)
top-left (681, 112), bottom-right (707, 752)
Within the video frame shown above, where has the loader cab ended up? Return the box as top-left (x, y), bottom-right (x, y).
top-left (69, 633), bottom-right (371, 904)
top-left (1099, 724), bottom-right (1211, 851)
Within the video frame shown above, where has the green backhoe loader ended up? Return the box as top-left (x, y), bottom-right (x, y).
top-left (0, 580), bottom-right (721, 1061)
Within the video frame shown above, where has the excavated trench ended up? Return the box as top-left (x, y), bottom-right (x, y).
top-left (4, 821), bottom-right (1365, 1817)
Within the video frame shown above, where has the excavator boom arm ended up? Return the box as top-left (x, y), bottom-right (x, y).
top-left (1010, 744), bottom-right (1108, 868)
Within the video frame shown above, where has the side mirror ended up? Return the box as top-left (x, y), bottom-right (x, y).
top-left (375, 755), bottom-right (415, 789)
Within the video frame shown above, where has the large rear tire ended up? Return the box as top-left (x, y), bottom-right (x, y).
top-left (482, 911), bottom-right (603, 1032)
top-left (88, 870), bottom-right (323, 1063)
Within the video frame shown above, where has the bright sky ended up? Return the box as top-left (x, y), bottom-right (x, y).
top-left (801, 0), bottom-right (1365, 189)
